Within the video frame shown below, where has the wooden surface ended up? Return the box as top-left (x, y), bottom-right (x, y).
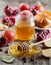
top-left (0, 0), bottom-right (51, 65)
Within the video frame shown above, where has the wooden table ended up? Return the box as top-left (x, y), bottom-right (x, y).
top-left (0, 0), bottom-right (51, 65)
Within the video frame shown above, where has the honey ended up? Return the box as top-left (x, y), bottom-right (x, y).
top-left (10, 43), bottom-right (39, 57)
top-left (15, 20), bottom-right (35, 40)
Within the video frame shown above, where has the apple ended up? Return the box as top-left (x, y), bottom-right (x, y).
top-left (19, 3), bottom-right (30, 11)
top-left (3, 30), bottom-right (15, 42)
top-left (34, 4), bottom-right (44, 11)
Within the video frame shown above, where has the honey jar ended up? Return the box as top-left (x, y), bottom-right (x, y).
top-left (15, 10), bottom-right (35, 41)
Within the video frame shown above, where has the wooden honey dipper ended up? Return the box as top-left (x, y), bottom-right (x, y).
top-left (17, 42), bottom-right (29, 51)
top-left (17, 38), bottom-right (51, 51)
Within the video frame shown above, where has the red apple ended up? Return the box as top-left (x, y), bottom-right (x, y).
top-left (19, 3), bottom-right (30, 11)
top-left (34, 4), bottom-right (44, 11)
top-left (3, 30), bottom-right (15, 42)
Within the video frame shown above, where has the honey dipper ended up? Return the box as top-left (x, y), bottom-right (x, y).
top-left (17, 42), bottom-right (29, 51)
top-left (17, 38), bottom-right (51, 51)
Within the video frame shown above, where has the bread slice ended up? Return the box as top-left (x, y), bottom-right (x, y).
top-left (44, 40), bottom-right (51, 47)
top-left (42, 49), bottom-right (51, 57)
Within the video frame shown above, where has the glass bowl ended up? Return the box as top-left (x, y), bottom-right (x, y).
top-left (9, 41), bottom-right (41, 58)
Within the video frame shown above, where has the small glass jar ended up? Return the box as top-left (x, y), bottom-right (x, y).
top-left (15, 10), bottom-right (35, 41)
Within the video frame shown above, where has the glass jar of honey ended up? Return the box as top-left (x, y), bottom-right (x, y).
top-left (15, 10), bottom-right (35, 41)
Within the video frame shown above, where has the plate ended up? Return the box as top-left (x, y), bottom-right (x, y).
top-left (35, 26), bottom-right (51, 30)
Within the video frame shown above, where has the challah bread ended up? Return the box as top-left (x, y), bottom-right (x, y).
top-left (34, 11), bottom-right (51, 28)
